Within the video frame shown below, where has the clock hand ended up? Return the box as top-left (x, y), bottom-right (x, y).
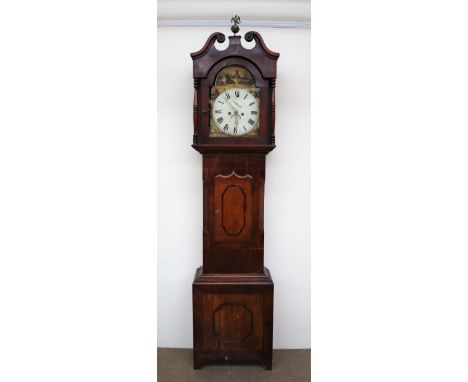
top-left (227, 98), bottom-right (241, 113)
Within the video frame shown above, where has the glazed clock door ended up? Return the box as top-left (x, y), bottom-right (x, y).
top-left (209, 65), bottom-right (260, 138)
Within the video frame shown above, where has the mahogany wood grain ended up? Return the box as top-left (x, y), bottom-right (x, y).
top-left (190, 30), bottom-right (278, 370)
top-left (203, 154), bottom-right (265, 274)
top-left (193, 267), bottom-right (273, 370)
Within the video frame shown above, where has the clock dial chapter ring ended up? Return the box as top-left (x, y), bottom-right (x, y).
top-left (211, 87), bottom-right (259, 137)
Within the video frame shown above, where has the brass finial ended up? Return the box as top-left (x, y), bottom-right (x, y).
top-left (231, 15), bottom-right (241, 35)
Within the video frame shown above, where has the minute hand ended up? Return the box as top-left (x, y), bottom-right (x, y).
top-left (227, 99), bottom-right (241, 113)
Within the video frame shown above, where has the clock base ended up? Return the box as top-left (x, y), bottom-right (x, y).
top-left (192, 266), bottom-right (274, 370)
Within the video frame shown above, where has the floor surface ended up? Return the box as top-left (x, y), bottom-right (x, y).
top-left (157, 348), bottom-right (311, 382)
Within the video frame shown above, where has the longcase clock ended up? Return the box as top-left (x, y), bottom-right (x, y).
top-left (190, 17), bottom-right (279, 370)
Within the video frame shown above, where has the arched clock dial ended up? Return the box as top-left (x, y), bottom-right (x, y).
top-left (212, 87), bottom-right (259, 136)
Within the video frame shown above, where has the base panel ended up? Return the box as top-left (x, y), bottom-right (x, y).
top-left (192, 266), bottom-right (273, 370)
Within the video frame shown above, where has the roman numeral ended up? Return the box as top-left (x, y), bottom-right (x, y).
top-left (223, 124), bottom-right (229, 131)
top-left (244, 93), bottom-right (248, 100)
top-left (225, 92), bottom-right (230, 99)
top-left (215, 110), bottom-right (222, 114)
top-left (217, 117), bottom-right (223, 123)
top-left (235, 90), bottom-right (240, 97)
top-left (251, 111), bottom-right (257, 115)
top-left (243, 125), bottom-right (247, 131)
top-left (248, 119), bottom-right (255, 125)
top-left (249, 102), bottom-right (255, 106)
top-left (233, 126), bottom-right (237, 134)
top-left (217, 100), bottom-right (224, 104)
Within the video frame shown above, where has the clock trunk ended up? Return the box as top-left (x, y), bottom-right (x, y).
top-left (203, 153), bottom-right (265, 273)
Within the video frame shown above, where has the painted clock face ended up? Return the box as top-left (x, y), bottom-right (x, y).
top-left (211, 87), bottom-right (259, 137)
top-left (209, 65), bottom-right (260, 137)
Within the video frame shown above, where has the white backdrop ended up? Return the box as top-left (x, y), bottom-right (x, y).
top-left (157, 26), bottom-right (311, 348)
top-left (2, 1), bottom-right (468, 381)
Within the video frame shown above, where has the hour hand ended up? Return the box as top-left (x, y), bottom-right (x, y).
top-left (227, 99), bottom-right (241, 113)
